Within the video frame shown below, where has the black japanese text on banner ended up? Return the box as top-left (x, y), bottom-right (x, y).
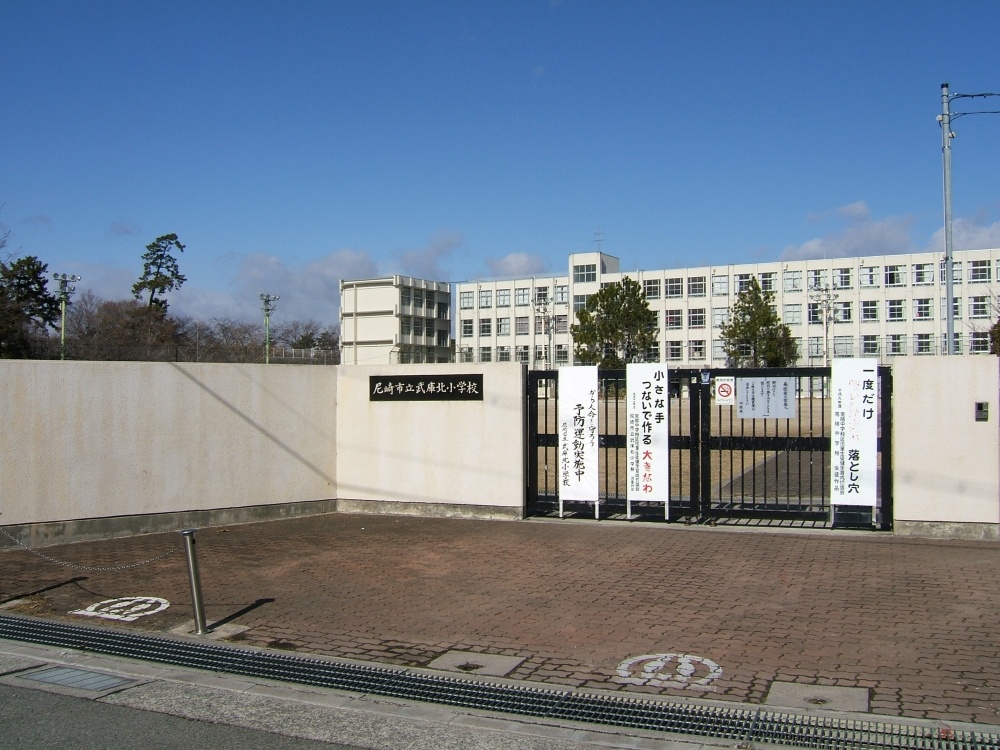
top-left (558, 366), bottom-right (599, 517)
top-left (830, 358), bottom-right (879, 507)
top-left (626, 363), bottom-right (670, 518)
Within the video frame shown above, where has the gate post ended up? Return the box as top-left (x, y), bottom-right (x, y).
top-left (879, 366), bottom-right (893, 531)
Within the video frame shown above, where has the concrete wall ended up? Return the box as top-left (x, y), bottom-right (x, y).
top-left (891, 357), bottom-right (1000, 539)
top-left (1, 361), bottom-right (337, 531)
top-left (335, 364), bottom-right (525, 519)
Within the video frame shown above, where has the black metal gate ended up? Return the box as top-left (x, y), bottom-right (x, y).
top-left (526, 366), bottom-right (892, 530)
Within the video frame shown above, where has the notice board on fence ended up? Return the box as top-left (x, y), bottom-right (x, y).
top-left (557, 366), bottom-right (599, 508)
top-left (830, 358), bottom-right (878, 507)
top-left (626, 363), bottom-right (669, 510)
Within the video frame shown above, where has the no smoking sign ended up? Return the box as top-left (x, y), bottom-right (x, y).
top-left (715, 376), bottom-right (735, 405)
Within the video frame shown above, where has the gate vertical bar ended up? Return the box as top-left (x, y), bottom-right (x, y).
top-left (688, 375), bottom-right (702, 518)
top-left (879, 365), bottom-right (894, 531)
top-left (527, 370), bottom-right (540, 514)
top-left (699, 372), bottom-right (712, 519)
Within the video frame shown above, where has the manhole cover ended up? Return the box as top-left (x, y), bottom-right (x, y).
top-left (21, 666), bottom-right (133, 693)
top-left (426, 650), bottom-right (525, 677)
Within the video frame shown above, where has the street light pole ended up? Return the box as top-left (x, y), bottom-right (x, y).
top-left (260, 293), bottom-right (279, 363)
top-left (52, 273), bottom-right (81, 360)
top-left (534, 296), bottom-right (553, 369)
top-left (938, 82), bottom-right (1000, 354)
top-left (809, 285), bottom-right (837, 367)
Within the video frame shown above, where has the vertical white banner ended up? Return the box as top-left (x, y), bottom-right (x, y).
top-left (830, 358), bottom-right (879, 507)
top-left (626, 363), bottom-right (670, 517)
top-left (558, 366), bottom-right (599, 516)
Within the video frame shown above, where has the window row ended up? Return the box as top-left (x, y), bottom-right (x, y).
top-left (460, 315), bottom-right (570, 337)
top-left (459, 286), bottom-right (570, 309)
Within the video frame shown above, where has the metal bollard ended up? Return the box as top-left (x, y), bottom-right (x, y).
top-left (180, 529), bottom-right (209, 635)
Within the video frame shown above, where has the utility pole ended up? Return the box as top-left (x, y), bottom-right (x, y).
top-left (52, 272), bottom-right (81, 360)
top-left (809, 285), bottom-right (837, 367)
top-left (938, 83), bottom-right (1000, 354)
top-left (260, 293), bottom-right (279, 364)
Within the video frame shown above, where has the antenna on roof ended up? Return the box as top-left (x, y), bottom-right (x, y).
top-left (593, 228), bottom-right (604, 253)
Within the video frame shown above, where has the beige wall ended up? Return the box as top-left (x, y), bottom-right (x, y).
top-left (335, 364), bottom-right (525, 514)
top-left (1, 361), bottom-right (337, 526)
top-left (892, 358), bottom-right (1000, 528)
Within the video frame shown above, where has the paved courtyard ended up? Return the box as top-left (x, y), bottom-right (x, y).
top-left (2, 513), bottom-right (999, 725)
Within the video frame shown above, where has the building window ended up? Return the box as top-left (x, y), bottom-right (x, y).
top-left (808, 269), bottom-right (827, 290)
top-left (459, 291), bottom-right (474, 309)
top-left (887, 299), bottom-right (905, 321)
top-left (940, 260), bottom-right (963, 284)
top-left (783, 303), bottom-right (802, 325)
top-left (437, 302), bottom-right (449, 319)
top-left (735, 273), bottom-right (752, 293)
top-left (712, 307), bottom-right (729, 328)
top-left (808, 337), bottom-right (823, 358)
top-left (689, 340), bottom-right (706, 360)
top-left (400, 317), bottom-right (411, 336)
top-left (711, 275), bottom-right (729, 296)
top-left (833, 268), bottom-right (852, 290)
top-left (970, 296), bottom-right (990, 319)
top-left (515, 345), bottom-right (529, 363)
top-left (479, 290), bottom-right (492, 308)
top-left (461, 319), bottom-right (473, 337)
top-left (971, 331), bottom-right (990, 353)
top-left (861, 300), bottom-right (878, 321)
top-left (554, 285), bottom-right (568, 304)
top-left (688, 308), bottom-right (706, 328)
top-left (759, 272), bottom-right (776, 293)
top-left (573, 294), bottom-right (591, 312)
top-left (913, 298), bottom-right (932, 320)
top-left (713, 340), bottom-right (726, 361)
top-left (534, 345), bottom-right (548, 364)
top-left (515, 287), bottom-right (530, 306)
top-left (555, 345), bottom-right (568, 365)
top-left (783, 270), bottom-right (803, 292)
top-left (860, 266), bottom-right (879, 288)
top-left (970, 259), bottom-right (992, 283)
top-left (478, 319), bottom-right (491, 336)
top-left (497, 346), bottom-right (511, 362)
top-left (479, 346), bottom-right (492, 362)
top-left (645, 342), bottom-right (660, 362)
top-left (573, 264), bottom-right (597, 283)
top-left (665, 277), bottom-right (683, 298)
top-left (833, 336), bottom-right (854, 358)
top-left (413, 318), bottom-right (423, 336)
top-left (496, 289), bottom-right (511, 307)
top-left (688, 276), bottom-right (707, 297)
top-left (807, 303), bottom-right (823, 324)
top-left (914, 333), bottom-right (934, 355)
top-left (643, 279), bottom-right (661, 299)
top-left (665, 310), bottom-right (682, 329)
top-left (666, 341), bottom-right (683, 361)
top-left (437, 330), bottom-right (449, 348)
top-left (833, 301), bottom-right (852, 323)
top-left (426, 292), bottom-right (435, 310)
top-left (943, 333), bottom-right (962, 355)
top-left (497, 317), bottom-right (510, 336)
top-left (412, 290), bottom-right (423, 308)
top-left (941, 297), bottom-right (961, 320)
top-left (862, 335), bottom-right (880, 355)
top-left (535, 286), bottom-right (549, 304)
top-left (515, 316), bottom-right (529, 335)
top-left (534, 316), bottom-right (549, 335)
top-left (912, 263), bottom-right (933, 285)
top-left (885, 265), bottom-right (905, 287)
top-left (888, 334), bottom-right (907, 356)
top-left (554, 314), bottom-right (568, 334)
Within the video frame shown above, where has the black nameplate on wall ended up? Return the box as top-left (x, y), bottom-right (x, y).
top-left (369, 374), bottom-right (484, 401)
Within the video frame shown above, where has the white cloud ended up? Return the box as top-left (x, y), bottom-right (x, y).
top-left (484, 252), bottom-right (550, 278)
top-left (391, 231), bottom-right (466, 280)
top-left (925, 216), bottom-right (1000, 254)
top-left (172, 247), bottom-right (379, 325)
top-left (782, 201), bottom-right (915, 261)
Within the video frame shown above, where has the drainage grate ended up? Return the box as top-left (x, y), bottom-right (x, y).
top-left (0, 613), bottom-right (996, 750)
top-left (21, 665), bottom-right (133, 692)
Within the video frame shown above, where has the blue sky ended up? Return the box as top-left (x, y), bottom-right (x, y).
top-left (4, 1), bottom-right (1000, 324)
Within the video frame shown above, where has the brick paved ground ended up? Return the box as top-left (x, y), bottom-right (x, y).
top-left (2, 514), bottom-right (999, 724)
